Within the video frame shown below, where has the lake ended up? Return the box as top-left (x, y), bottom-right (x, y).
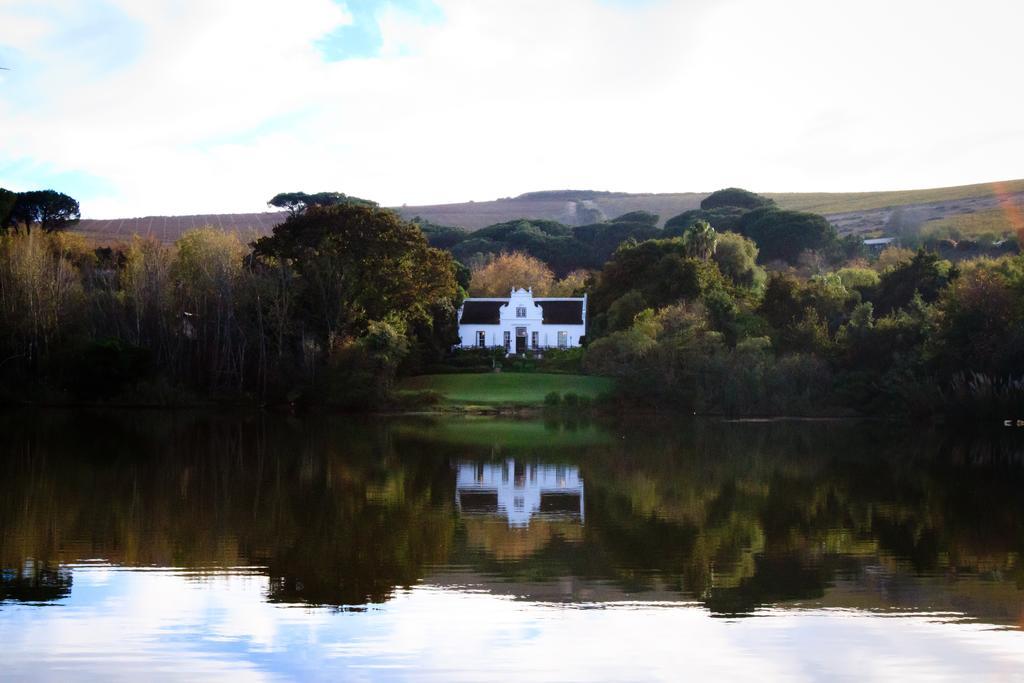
top-left (2, 411), bottom-right (1023, 681)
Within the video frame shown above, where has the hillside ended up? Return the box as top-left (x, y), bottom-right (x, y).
top-left (767, 179), bottom-right (1024, 214)
top-left (72, 179), bottom-right (1024, 245)
top-left (75, 211), bottom-right (286, 245)
top-left (395, 191), bottom-right (708, 231)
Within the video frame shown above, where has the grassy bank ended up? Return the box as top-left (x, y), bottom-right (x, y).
top-left (392, 416), bottom-right (613, 447)
top-left (397, 373), bottom-right (614, 407)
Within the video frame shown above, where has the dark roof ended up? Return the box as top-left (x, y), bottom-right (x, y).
top-left (460, 301), bottom-right (504, 324)
top-left (538, 300), bottom-right (584, 325)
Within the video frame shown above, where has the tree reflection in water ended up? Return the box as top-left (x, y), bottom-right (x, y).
top-left (0, 411), bottom-right (1022, 627)
top-left (0, 560), bottom-right (72, 604)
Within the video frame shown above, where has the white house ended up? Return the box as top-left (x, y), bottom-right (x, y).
top-left (863, 237), bottom-right (896, 252)
top-left (455, 459), bottom-right (584, 528)
top-left (457, 288), bottom-right (587, 354)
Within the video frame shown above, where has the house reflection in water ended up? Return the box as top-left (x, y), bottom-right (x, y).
top-left (455, 460), bottom-right (584, 527)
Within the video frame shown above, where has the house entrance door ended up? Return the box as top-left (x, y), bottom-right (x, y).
top-left (515, 327), bottom-right (527, 354)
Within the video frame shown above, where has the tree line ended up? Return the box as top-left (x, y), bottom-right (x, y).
top-left (0, 185), bottom-right (1021, 417)
top-left (0, 196), bottom-right (457, 407)
top-left (416, 188), bottom-right (869, 275)
top-left (581, 190), bottom-right (1024, 418)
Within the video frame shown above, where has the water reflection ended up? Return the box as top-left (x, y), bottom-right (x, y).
top-left (0, 560), bottom-right (72, 604)
top-left (455, 460), bottom-right (584, 526)
top-left (0, 411), bottom-right (1022, 631)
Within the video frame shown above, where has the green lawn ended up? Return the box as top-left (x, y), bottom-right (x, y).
top-left (397, 372), bottom-right (615, 406)
top-left (392, 416), bottom-right (613, 448)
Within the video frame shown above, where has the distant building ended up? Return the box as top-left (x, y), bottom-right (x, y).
top-left (457, 287), bottom-right (586, 354)
top-left (863, 237), bottom-right (896, 251)
top-left (455, 460), bottom-right (584, 527)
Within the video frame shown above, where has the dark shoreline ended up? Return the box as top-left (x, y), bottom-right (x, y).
top-left (0, 400), bottom-right (1013, 430)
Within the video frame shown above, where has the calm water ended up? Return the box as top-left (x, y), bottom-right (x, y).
top-left (2, 411), bottom-right (1024, 681)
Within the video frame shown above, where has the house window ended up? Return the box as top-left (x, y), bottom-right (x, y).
top-left (476, 331), bottom-right (486, 348)
top-left (516, 306), bottom-right (527, 318)
top-left (503, 331), bottom-right (511, 352)
top-left (531, 331), bottom-right (538, 348)
top-left (557, 331), bottom-right (568, 348)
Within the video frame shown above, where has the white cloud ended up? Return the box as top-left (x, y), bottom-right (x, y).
top-left (7, 572), bottom-right (1024, 680)
top-left (1, 0), bottom-right (1022, 217)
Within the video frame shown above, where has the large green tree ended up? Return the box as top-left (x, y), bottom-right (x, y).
top-left (2, 189), bottom-right (80, 233)
top-left (610, 210), bottom-right (659, 226)
top-left (590, 237), bottom-right (728, 335)
top-left (253, 203), bottom-right (458, 345)
top-left (737, 207), bottom-right (838, 264)
top-left (268, 191), bottom-right (377, 216)
top-left (666, 189), bottom-right (771, 241)
top-left (712, 232), bottom-right (765, 289)
top-left (700, 187), bottom-right (775, 211)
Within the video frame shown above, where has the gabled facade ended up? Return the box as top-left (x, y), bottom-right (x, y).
top-left (457, 288), bottom-right (586, 353)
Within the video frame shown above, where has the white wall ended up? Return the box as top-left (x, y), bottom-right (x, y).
top-left (457, 289), bottom-right (586, 352)
top-left (458, 324), bottom-right (586, 349)
top-left (459, 325), bottom-right (503, 348)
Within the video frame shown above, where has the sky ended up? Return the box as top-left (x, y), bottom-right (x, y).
top-left (1, 0), bottom-right (1022, 218)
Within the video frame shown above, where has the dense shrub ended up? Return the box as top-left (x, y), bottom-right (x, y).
top-left (62, 340), bottom-right (153, 399)
top-left (448, 218), bottom-right (661, 275)
top-left (872, 249), bottom-right (957, 315)
top-left (712, 232), bottom-right (765, 289)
